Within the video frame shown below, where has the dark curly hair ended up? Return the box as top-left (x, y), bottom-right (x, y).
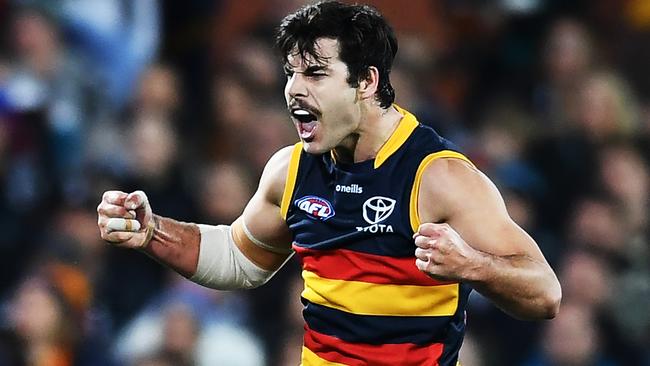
top-left (275, 1), bottom-right (398, 108)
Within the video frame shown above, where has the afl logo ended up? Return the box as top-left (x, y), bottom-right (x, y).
top-left (295, 196), bottom-right (335, 220)
top-left (363, 196), bottom-right (396, 224)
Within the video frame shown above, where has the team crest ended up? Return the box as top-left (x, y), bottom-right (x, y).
top-left (295, 196), bottom-right (335, 220)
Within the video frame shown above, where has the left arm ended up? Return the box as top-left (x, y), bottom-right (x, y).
top-left (414, 158), bottom-right (561, 320)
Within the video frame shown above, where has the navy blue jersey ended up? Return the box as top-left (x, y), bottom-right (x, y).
top-left (281, 106), bottom-right (473, 366)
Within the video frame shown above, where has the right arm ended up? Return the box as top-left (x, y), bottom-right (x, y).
top-left (97, 146), bottom-right (295, 287)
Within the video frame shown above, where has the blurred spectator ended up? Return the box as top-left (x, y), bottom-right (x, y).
top-left (576, 71), bottom-right (639, 142)
top-left (207, 74), bottom-right (295, 173)
top-left (534, 18), bottom-right (595, 132)
top-left (597, 143), bottom-right (648, 234)
top-left (58, 0), bottom-right (161, 109)
top-left (196, 160), bottom-right (255, 224)
top-left (6, 263), bottom-right (114, 366)
top-left (568, 196), bottom-right (628, 257)
top-left (133, 64), bottom-right (180, 119)
top-left (523, 302), bottom-right (620, 366)
top-left (242, 106), bottom-right (296, 174)
top-left (474, 98), bottom-right (545, 198)
top-left (86, 63), bottom-right (182, 179)
top-left (3, 5), bottom-right (102, 205)
top-left (114, 275), bottom-right (265, 366)
top-left (557, 249), bottom-right (613, 309)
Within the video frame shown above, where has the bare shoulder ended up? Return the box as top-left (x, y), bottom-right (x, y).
top-left (258, 145), bottom-right (299, 206)
top-left (418, 157), bottom-right (506, 223)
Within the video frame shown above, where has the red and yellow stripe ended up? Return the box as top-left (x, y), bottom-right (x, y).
top-left (302, 326), bottom-right (444, 366)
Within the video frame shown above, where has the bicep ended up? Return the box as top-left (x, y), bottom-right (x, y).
top-left (233, 147), bottom-right (295, 270)
top-left (419, 159), bottom-right (546, 261)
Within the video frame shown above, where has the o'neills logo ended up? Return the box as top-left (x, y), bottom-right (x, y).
top-left (335, 184), bottom-right (363, 194)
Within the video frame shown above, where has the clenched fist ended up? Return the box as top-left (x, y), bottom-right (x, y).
top-left (413, 223), bottom-right (482, 282)
top-left (97, 190), bottom-right (155, 249)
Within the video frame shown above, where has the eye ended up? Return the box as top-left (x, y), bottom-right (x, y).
top-left (306, 72), bottom-right (326, 79)
top-left (283, 68), bottom-right (294, 78)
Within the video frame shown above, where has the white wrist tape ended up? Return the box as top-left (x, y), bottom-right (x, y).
top-left (189, 224), bottom-right (275, 290)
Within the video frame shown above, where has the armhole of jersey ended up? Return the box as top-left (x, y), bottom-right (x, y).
top-left (280, 142), bottom-right (303, 220)
top-left (409, 150), bottom-right (474, 232)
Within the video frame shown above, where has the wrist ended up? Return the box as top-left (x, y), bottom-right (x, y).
top-left (138, 215), bottom-right (159, 250)
top-left (464, 249), bottom-right (492, 284)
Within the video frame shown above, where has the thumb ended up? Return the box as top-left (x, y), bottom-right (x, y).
top-left (125, 191), bottom-right (153, 231)
top-left (125, 190), bottom-right (148, 210)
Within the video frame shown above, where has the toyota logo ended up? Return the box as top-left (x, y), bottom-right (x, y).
top-left (362, 196), bottom-right (396, 225)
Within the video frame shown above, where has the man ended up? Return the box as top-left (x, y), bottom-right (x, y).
top-left (97, 2), bottom-right (561, 365)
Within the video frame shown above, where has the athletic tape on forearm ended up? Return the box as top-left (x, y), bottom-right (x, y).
top-left (190, 224), bottom-right (273, 290)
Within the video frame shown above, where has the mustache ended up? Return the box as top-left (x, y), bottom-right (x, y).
top-left (288, 99), bottom-right (320, 115)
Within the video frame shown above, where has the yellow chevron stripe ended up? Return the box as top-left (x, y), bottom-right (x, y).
top-left (409, 150), bottom-right (474, 232)
top-left (281, 142), bottom-right (303, 220)
top-left (301, 346), bottom-right (348, 366)
top-left (374, 105), bottom-right (419, 169)
top-left (301, 270), bottom-right (459, 317)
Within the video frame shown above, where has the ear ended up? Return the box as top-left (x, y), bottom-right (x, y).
top-left (357, 66), bottom-right (379, 101)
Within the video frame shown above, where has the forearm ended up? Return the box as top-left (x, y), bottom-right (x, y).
top-left (141, 215), bottom-right (201, 278)
top-left (469, 252), bottom-right (561, 320)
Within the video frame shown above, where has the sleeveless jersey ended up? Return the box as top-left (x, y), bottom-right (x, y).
top-left (281, 106), bottom-right (473, 366)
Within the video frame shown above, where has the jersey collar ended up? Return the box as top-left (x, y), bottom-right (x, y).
top-left (373, 104), bottom-right (419, 169)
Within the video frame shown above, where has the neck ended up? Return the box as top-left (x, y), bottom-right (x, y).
top-left (333, 104), bottom-right (403, 164)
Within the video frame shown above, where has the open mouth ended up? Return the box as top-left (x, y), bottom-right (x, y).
top-left (291, 108), bottom-right (319, 140)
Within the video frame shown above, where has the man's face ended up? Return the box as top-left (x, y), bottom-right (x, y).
top-left (284, 38), bottom-right (361, 154)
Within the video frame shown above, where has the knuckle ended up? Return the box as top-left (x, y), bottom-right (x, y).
top-left (103, 190), bottom-right (118, 201)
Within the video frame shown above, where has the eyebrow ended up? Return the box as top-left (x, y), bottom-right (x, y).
top-left (284, 64), bottom-right (329, 73)
top-left (304, 65), bottom-right (328, 73)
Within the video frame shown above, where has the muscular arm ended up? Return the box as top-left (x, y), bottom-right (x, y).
top-left (416, 158), bottom-right (561, 320)
top-left (99, 146), bottom-right (294, 285)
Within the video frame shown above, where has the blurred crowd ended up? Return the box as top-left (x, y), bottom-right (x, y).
top-left (0, 0), bottom-right (648, 365)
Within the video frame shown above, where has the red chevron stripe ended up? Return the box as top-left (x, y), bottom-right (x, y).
top-left (303, 325), bottom-right (443, 366)
top-left (293, 244), bottom-right (452, 286)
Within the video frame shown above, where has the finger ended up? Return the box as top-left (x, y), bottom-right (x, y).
top-left (125, 190), bottom-right (148, 210)
top-left (414, 247), bottom-right (430, 261)
top-left (417, 223), bottom-right (449, 238)
top-left (415, 258), bottom-right (430, 272)
top-left (103, 191), bottom-right (128, 205)
top-left (103, 231), bottom-right (136, 243)
top-left (106, 218), bottom-right (142, 233)
top-left (414, 235), bottom-right (436, 249)
top-left (97, 203), bottom-right (135, 219)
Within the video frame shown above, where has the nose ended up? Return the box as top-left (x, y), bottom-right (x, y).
top-left (285, 73), bottom-right (308, 99)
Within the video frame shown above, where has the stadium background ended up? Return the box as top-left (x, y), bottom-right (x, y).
top-left (0, 0), bottom-right (648, 365)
